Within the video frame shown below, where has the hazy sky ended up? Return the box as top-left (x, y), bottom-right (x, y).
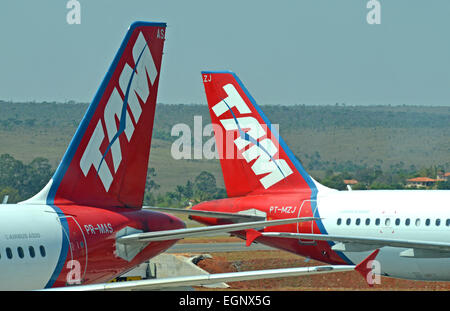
top-left (0, 0), bottom-right (449, 106)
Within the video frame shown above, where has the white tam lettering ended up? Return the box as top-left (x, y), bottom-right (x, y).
top-left (242, 138), bottom-right (277, 163)
top-left (80, 121), bottom-right (113, 191)
top-left (241, 138), bottom-right (293, 189)
top-left (220, 117), bottom-right (265, 150)
top-left (133, 32), bottom-right (158, 86)
top-left (103, 89), bottom-right (125, 172)
top-left (77, 32), bottom-right (160, 193)
top-left (258, 157), bottom-right (292, 189)
top-left (119, 64), bottom-right (143, 124)
top-left (212, 84), bottom-right (251, 117)
top-left (118, 32), bottom-right (158, 124)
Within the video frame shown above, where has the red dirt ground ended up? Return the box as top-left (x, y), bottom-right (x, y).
top-left (194, 250), bottom-right (450, 291)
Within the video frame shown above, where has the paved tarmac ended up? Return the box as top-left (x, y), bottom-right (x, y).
top-left (167, 242), bottom-right (275, 253)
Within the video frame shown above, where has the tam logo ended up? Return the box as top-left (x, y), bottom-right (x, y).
top-left (211, 83), bottom-right (293, 189)
top-left (79, 31), bottom-right (159, 191)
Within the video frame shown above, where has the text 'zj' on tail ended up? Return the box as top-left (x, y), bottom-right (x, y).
top-left (201, 71), bottom-right (323, 197)
top-left (23, 22), bottom-right (167, 208)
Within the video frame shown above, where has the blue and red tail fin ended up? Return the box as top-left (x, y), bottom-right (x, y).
top-left (24, 22), bottom-right (166, 208)
top-left (201, 71), bottom-right (321, 197)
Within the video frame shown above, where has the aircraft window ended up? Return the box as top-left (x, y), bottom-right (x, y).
top-left (29, 246), bottom-right (35, 258)
top-left (337, 218), bottom-right (342, 225)
top-left (6, 247), bottom-right (13, 259)
top-left (346, 218), bottom-right (351, 225)
top-left (425, 219), bottom-right (430, 226)
top-left (415, 218), bottom-right (421, 226)
top-left (436, 219), bottom-right (441, 226)
top-left (365, 218), bottom-right (370, 225)
top-left (385, 218), bottom-right (391, 226)
top-left (375, 218), bottom-right (380, 226)
top-left (17, 247), bottom-right (24, 259)
top-left (395, 218), bottom-right (400, 226)
top-left (446, 219), bottom-right (450, 226)
top-left (355, 218), bottom-right (361, 226)
top-left (39, 245), bottom-right (46, 257)
top-left (405, 218), bottom-right (410, 226)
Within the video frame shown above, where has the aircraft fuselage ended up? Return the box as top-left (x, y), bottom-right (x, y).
top-left (0, 204), bottom-right (184, 290)
top-left (192, 190), bottom-right (450, 281)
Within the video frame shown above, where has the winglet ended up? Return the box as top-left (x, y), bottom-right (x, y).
top-left (354, 249), bottom-right (380, 287)
top-left (245, 229), bottom-right (262, 247)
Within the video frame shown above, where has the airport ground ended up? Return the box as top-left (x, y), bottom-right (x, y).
top-left (171, 236), bottom-right (450, 291)
top-left (160, 214), bottom-right (450, 291)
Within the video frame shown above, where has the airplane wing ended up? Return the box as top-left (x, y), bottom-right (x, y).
top-left (143, 206), bottom-right (265, 222)
top-left (256, 232), bottom-right (450, 257)
top-left (116, 217), bottom-right (317, 244)
top-left (143, 207), bottom-right (450, 257)
top-left (43, 249), bottom-right (380, 291)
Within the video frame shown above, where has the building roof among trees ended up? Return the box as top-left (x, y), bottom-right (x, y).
top-left (407, 177), bottom-right (437, 182)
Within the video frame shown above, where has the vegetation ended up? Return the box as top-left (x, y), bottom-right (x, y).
top-left (317, 166), bottom-right (449, 191)
top-left (0, 101), bottom-right (449, 204)
top-left (0, 154), bottom-right (52, 202)
top-left (144, 170), bottom-right (227, 208)
top-left (0, 153), bottom-right (447, 206)
top-left (0, 152), bottom-right (228, 205)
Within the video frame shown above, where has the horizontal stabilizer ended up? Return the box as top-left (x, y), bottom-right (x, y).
top-left (245, 229), bottom-right (263, 247)
top-left (143, 206), bottom-right (265, 222)
top-left (116, 217), bottom-right (318, 244)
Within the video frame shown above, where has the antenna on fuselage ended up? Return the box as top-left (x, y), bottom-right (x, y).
top-left (2, 195), bottom-right (8, 204)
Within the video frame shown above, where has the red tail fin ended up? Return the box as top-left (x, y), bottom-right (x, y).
top-left (201, 71), bottom-right (317, 197)
top-left (25, 22), bottom-right (166, 208)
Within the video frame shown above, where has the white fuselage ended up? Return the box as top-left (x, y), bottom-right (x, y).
top-left (317, 189), bottom-right (450, 281)
top-left (0, 204), bottom-right (64, 290)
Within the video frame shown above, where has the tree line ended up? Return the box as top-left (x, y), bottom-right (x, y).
top-left (0, 154), bottom-right (53, 203)
top-left (1, 153), bottom-right (448, 205)
top-left (317, 168), bottom-right (450, 191)
top-left (2, 101), bottom-right (449, 132)
top-left (144, 169), bottom-right (227, 208)
top-left (0, 153), bottom-right (227, 205)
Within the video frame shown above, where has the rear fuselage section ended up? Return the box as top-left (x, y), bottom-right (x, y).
top-left (192, 190), bottom-right (450, 281)
top-left (0, 204), bottom-right (184, 290)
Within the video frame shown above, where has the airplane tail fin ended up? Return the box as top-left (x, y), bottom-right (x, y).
top-left (201, 71), bottom-right (324, 197)
top-left (23, 22), bottom-right (166, 208)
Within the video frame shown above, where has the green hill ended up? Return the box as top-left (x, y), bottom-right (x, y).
top-left (1, 101), bottom-right (449, 194)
